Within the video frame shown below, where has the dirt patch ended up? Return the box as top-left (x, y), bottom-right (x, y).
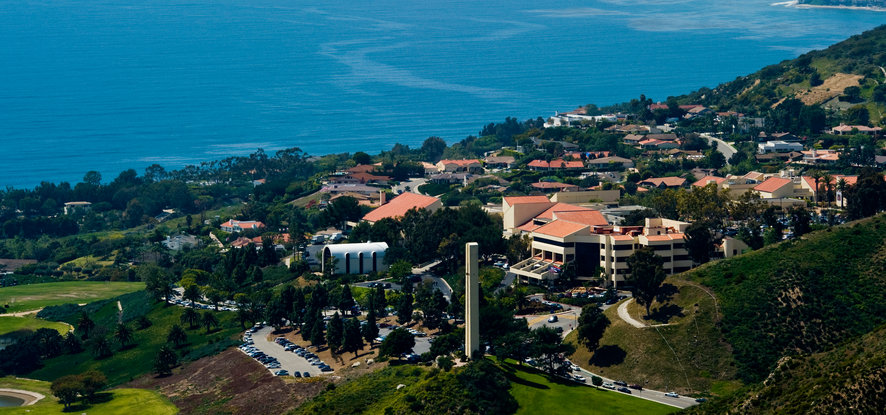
top-left (796, 73), bottom-right (863, 105)
top-left (124, 349), bottom-right (328, 415)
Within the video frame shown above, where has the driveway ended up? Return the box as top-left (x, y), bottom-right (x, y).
top-left (249, 326), bottom-right (323, 376)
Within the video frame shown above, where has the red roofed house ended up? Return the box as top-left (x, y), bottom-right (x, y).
top-left (527, 159), bottom-right (584, 171)
top-left (692, 176), bottom-right (727, 188)
top-left (362, 192), bottom-right (442, 224)
top-left (221, 220), bottom-right (265, 233)
top-left (831, 124), bottom-right (883, 136)
top-left (753, 177), bottom-right (794, 199)
top-left (639, 177), bottom-right (687, 189)
top-left (531, 182), bottom-right (579, 191)
top-left (799, 175), bottom-right (858, 205)
top-left (436, 159), bottom-right (483, 174)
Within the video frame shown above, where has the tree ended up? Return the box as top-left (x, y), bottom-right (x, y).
top-left (63, 332), bottom-right (82, 354)
top-left (135, 315), bottom-right (152, 330)
top-left (378, 328), bottom-right (414, 359)
top-left (530, 326), bottom-right (575, 374)
top-left (113, 323), bottom-right (134, 349)
top-left (79, 370), bottom-right (107, 402)
top-left (183, 284), bottom-right (202, 305)
top-left (327, 312), bottom-right (344, 352)
top-left (180, 308), bottom-right (201, 330)
top-left (205, 288), bottom-right (224, 311)
top-left (591, 375), bottom-right (603, 389)
top-left (51, 375), bottom-right (82, 409)
top-left (154, 345), bottom-right (178, 376)
top-left (343, 318), bottom-right (364, 357)
top-left (352, 151), bottom-right (372, 165)
top-left (421, 136), bottom-right (447, 162)
top-left (201, 312), bottom-right (219, 333)
top-left (338, 284), bottom-right (355, 315)
top-left (684, 221), bottom-right (715, 264)
top-left (362, 310), bottom-right (380, 346)
top-left (372, 285), bottom-right (387, 316)
top-left (77, 312), bottom-right (95, 339)
top-left (396, 293), bottom-right (414, 325)
top-left (789, 206), bottom-right (812, 237)
top-left (577, 305), bottom-right (610, 352)
top-left (140, 265), bottom-right (176, 304)
top-left (625, 248), bottom-right (667, 317)
top-left (310, 319), bottom-right (325, 347)
top-left (167, 324), bottom-right (187, 347)
top-left (90, 336), bottom-right (113, 359)
top-left (388, 260), bottom-right (413, 293)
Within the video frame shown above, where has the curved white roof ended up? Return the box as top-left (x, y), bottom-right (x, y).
top-left (323, 242), bottom-right (389, 255)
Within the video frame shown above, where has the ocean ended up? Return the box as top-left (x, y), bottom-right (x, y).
top-left (0, 0), bottom-right (882, 188)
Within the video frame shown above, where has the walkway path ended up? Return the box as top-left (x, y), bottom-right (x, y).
top-left (617, 299), bottom-right (648, 328)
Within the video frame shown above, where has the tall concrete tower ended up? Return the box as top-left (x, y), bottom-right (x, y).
top-left (465, 242), bottom-right (480, 358)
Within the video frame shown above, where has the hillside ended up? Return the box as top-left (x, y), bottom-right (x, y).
top-left (686, 214), bottom-right (886, 384)
top-left (674, 25), bottom-right (886, 122)
top-left (684, 324), bottom-right (886, 414)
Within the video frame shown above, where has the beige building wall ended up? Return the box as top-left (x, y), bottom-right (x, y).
top-left (502, 201), bottom-right (554, 233)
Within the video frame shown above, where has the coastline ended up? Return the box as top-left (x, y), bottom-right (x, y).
top-left (772, 1), bottom-right (886, 11)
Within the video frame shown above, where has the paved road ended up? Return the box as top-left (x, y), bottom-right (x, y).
top-left (249, 326), bottom-right (323, 376)
top-left (567, 362), bottom-right (699, 409)
top-left (392, 178), bottom-right (428, 195)
top-left (701, 133), bottom-right (737, 164)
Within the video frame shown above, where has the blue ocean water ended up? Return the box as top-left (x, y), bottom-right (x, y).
top-left (0, 0), bottom-right (882, 188)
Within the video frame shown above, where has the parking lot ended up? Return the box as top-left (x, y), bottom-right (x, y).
top-left (240, 326), bottom-right (331, 378)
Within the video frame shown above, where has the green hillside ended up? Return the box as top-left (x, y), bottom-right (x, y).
top-left (686, 214), bottom-right (886, 384)
top-left (676, 25), bottom-right (886, 122)
top-left (684, 324), bottom-right (886, 414)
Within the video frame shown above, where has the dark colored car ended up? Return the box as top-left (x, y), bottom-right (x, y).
top-left (695, 398), bottom-right (708, 403)
top-left (617, 387), bottom-right (632, 394)
top-left (628, 384), bottom-right (643, 390)
top-left (614, 380), bottom-right (628, 387)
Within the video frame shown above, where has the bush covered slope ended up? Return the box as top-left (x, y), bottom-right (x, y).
top-left (686, 214), bottom-right (886, 383)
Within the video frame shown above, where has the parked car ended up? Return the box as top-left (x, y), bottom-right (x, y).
top-left (602, 383), bottom-right (616, 390)
top-left (665, 392), bottom-right (680, 398)
top-left (614, 380), bottom-right (627, 387)
top-left (547, 315), bottom-right (558, 323)
top-left (274, 370), bottom-right (289, 376)
top-left (695, 398), bottom-right (708, 403)
top-left (628, 384), bottom-right (643, 390)
top-left (292, 371), bottom-right (301, 378)
top-left (573, 376), bottom-right (586, 383)
top-left (302, 372), bottom-right (311, 378)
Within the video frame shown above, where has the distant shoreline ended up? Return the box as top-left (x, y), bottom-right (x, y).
top-left (772, 1), bottom-right (886, 12)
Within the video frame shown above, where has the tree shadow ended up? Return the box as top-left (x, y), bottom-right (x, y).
top-left (655, 283), bottom-right (679, 303)
top-left (644, 304), bottom-right (685, 324)
top-left (86, 392), bottom-right (113, 404)
top-left (64, 403), bottom-right (92, 412)
top-left (589, 345), bottom-right (626, 367)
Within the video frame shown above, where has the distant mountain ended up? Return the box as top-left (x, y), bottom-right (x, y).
top-left (798, 0), bottom-right (886, 8)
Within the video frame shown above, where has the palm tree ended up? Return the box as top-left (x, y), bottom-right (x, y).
top-left (77, 313), bottom-right (95, 339)
top-left (201, 312), bottom-right (219, 334)
top-left (810, 170), bottom-right (822, 206)
top-left (113, 323), bottom-right (134, 349)
top-left (167, 324), bottom-right (187, 348)
top-left (821, 173), bottom-right (834, 207)
top-left (180, 308), bottom-right (201, 330)
top-left (183, 284), bottom-right (202, 305)
top-left (90, 336), bottom-right (113, 359)
top-left (154, 345), bottom-right (178, 376)
top-left (836, 178), bottom-right (848, 208)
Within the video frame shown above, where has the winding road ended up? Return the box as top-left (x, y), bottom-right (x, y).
top-left (701, 133), bottom-right (737, 164)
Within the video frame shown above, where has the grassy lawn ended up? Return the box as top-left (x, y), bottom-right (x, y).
top-left (0, 376), bottom-right (176, 414)
top-left (567, 279), bottom-right (739, 396)
top-left (0, 316), bottom-right (69, 337)
top-left (0, 281), bottom-right (145, 313)
top-left (496, 360), bottom-right (675, 415)
top-left (29, 295), bottom-right (241, 386)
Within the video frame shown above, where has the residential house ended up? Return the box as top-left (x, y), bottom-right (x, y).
top-left (801, 149), bottom-right (840, 164)
top-left (531, 182), bottom-right (579, 192)
top-left (161, 234), bottom-right (200, 251)
top-left (758, 141), bottom-right (804, 154)
top-left (429, 173), bottom-right (470, 184)
top-left (831, 124), bottom-right (883, 136)
top-left (753, 177), bottom-right (794, 199)
top-left (484, 155), bottom-right (516, 169)
top-left (623, 134), bottom-right (645, 145)
top-left (691, 176), bottom-right (727, 188)
top-left (63, 201), bottom-right (92, 215)
top-left (586, 156), bottom-right (634, 169)
top-left (606, 124), bottom-right (651, 134)
top-left (436, 159), bottom-right (483, 174)
top-left (362, 192), bottom-right (442, 224)
top-left (220, 220), bottom-right (265, 233)
top-left (527, 159), bottom-right (584, 171)
top-left (638, 177), bottom-right (687, 189)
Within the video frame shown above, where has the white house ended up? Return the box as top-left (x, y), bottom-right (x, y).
top-left (757, 141), bottom-right (803, 154)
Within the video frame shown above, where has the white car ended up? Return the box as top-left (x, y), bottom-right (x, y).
top-left (602, 383), bottom-right (616, 390)
top-left (665, 392), bottom-right (680, 398)
top-left (573, 376), bottom-right (586, 383)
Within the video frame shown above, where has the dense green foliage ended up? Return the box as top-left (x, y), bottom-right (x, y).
top-left (687, 214), bottom-right (886, 383)
top-left (292, 360), bottom-right (517, 415)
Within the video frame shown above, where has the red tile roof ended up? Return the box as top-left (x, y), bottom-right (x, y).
top-left (534, 221), bottom-right (588, 238)
top-left (438, 159), bottom-right (481, 167)
top-left (645, 233), bottom-right (685, 242)
top-left (639, 177), bottom-right (686, 187)
top-left (362, 192), bottom-right (439, 223)
top-left (348, 164), bottom-right (377, 174)
top-left (536, 203), bottom-right (593, 221)
top-left (754, 177), bottom-right (792, 193)
top-left (531, 182), bottom-right (579, 190)
top-left (691, 176), bottom-right (726, 187)
top-left (552, 210), bottom-right (608, 227)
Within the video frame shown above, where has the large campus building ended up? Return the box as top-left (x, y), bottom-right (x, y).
top-left (504, 196), bottom-right (743, 287)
